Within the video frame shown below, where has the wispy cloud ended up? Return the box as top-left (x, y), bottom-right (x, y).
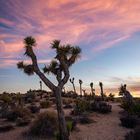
top-left (1, 0), bottom-right (140, 67)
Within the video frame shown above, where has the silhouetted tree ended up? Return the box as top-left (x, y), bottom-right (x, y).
top-left (119, 84), bottom-right (134, 106)
top-left (99, 82), bottom-right (104, 101)
top-left (17, 37), bottom-right (81, 140)
top-left (79, 79), bottom-right (83, 96)
top-left (70, 77), bottom-right (76, 93)
top-left (90, 82), bottom-right (95, 98)
top-left (40, 81), bottom-right (42, 90)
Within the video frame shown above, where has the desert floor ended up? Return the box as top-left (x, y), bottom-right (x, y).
top-left (0, 102), bottom-right (131, 140)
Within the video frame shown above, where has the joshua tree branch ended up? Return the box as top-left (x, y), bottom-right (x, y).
top-left (27, 46), bottom-right (56, 90)
top-left (58, 60), bottom-right (70, 88)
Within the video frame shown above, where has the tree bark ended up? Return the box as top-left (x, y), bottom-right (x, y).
top-left (54, 87), bottom-right (69, 140)
top-left (80, 84), bottom-right (82, 96)
top-left (100, 86), bottom-right (104, 101)
top-left (73, 83), bottom-right (76, 94)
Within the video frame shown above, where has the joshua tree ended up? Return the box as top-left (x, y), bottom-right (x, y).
top-left (119, 84), bottom-right (134, 106)
top-left (17, 36), bottom-right (81, 140)
top-left (79, 79), bottom-right (83, 96)
top-left (40, 81), bottom-right (42, 90)
top-left (90, 82), bottom-right (95, 97)
top-left (70, 77), bottom-right (76, 93)
top-left (99, 82), bottom-right (104, 101)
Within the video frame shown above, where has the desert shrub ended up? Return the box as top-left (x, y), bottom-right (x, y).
top-left (40, 100), bottom-right (50, 108)
top-left (98, 102), bottom-right (112, 113)
top-left (94, 96), bottom-right (103, 102)
top-left (6, 107), bottom-right (32, 122)
top-left (71, 99), bottom-right (90, 115)
top-left (120, 101), bottom-right (130, 112)
top-left (0, 93), bottom-right (12, 103)
top-left (25, 92), bottom-right (36, 103)
top-left (120, 101), bottom-right (140, 116)
top-left (90, 101), bottom-right (112, 113)
top-left (65, 116), bottom-right (77, 131)
top-left (79, 115), bottom-right (93, 124)
top-left (29, 111), bottom-right (58, 137)
top-left (125, 126), bottom-right (140, 140)
top-left (64, 104), bottom-right (73, 109)
top-left (108, 93), bottom-right (115, 101)
top-left (63, 98), bottom-right (73, 105)
top-left (0, 124), bottom-right (14, 132)
top-left (130, 103), bottom-right (140, 116)
top-left (16, 117), bottom-right (30, 126)
top-left (28, 105), bottom-right (40, 114)
top-left (120, 115), bottom-right (137, 128)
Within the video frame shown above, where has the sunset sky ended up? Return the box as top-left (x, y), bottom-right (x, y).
top-left (0, 0), bottom-right (140, 96)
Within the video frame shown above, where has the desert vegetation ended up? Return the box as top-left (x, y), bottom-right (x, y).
top-left (0, 37), bottom-right (140, 140)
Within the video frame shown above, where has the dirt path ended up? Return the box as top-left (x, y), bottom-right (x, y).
top-left (0, 103), bottom-right (131, 140)
top-left (70, 103), bottom-right (131, 140)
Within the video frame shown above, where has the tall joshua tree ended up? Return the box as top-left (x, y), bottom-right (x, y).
top-left (79, 79), bottom-right (83, 96)
top-left (17, 36), bottom-right (81, 140)
top-left (70, 77), bottom-right (76, 93)
top-left (99, 82), bottom-right (104, 101)
top-left (90, 82), bottom-right (95, 97)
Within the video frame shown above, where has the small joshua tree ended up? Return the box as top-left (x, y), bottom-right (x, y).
top-left (17, 37), bottom-right (81, 140)
top-left (70, 77), bottom-right (76, 93)
top-left (119, 84), bottom-right (134, 106)
top-left (39, 81), bottom-right (42, 90)
top-left (79, 79), bottom-right (83, 96)
top-left (90, 82), bottom-right (95, 98)
top-left (99, 82), bottom-right (104, 101)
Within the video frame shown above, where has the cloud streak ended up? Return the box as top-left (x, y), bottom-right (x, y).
top-left (1, 0), bottom-right (140, 67)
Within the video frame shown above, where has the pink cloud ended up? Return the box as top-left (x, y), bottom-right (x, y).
top-left (1, 0), bottom-right (140, 67)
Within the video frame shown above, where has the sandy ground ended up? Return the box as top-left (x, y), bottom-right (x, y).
top-left (70, 103), bottom-right (131, 140)
top-left (0, 103), bottom-right (131, 140)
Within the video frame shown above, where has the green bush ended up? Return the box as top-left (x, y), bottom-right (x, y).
top-left (120, 101), bottom-right (140, 116)
top-left (29, 111), bottom-right (58, 137)
top-left (0, 93), bottom-right (12, 103)
top-left (72, 99), bottom-right (90, 115)
top-left (6, 107), bottom-right (32, 122)
top-left (90, 101), bottom-right (112, 113)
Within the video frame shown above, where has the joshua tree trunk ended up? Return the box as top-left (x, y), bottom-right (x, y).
top-left (54, 87), bottom-right (69, 140)
top-left (80, 84), bottom-right (82, 96)
top-left (73, 83), bottom-right (76, 93)
top-left (40, 81), bottom-right (42, 90)
top-left (100, 86), bottom-right (104, 100)
top-left (99, 82), bottom-right (104, 101)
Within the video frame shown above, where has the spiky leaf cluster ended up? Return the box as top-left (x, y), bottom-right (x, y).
top-left (79, 79), bottom-right (83, 84)
top-left (43, 60), bottom-right (59, 75)
top-left (17, 61), bottom-right (34, 75)
top-left (70, 77), bottom-right (75, 83)
top-left (51, 40), bottom-right (81, 66)
top-left (99, 82), bottom-right (103, 87)
top-left (90, 82), bottom-right (93, 88)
